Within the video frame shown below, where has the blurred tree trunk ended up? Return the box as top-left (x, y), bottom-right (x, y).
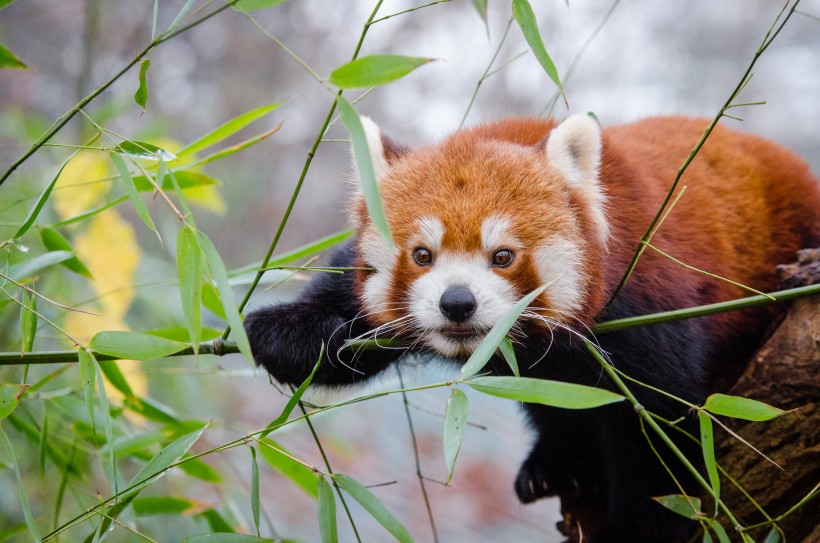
top-left (558, 249), bottom-right (819, 542)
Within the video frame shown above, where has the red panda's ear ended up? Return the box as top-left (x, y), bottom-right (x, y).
top-left (546, 114), bottom-right (609, 246)
top-left (358, 117), bottom-right (409, 183)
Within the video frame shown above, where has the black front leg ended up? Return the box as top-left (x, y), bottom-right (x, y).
top-left (244, 241), bottom-right (403, 387)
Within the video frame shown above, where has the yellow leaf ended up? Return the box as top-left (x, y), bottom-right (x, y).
top-left (52, 151), bottom-right (111, 219)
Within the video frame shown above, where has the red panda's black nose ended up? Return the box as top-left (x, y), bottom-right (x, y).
top-left (439, 286), bottom-right (477, 323)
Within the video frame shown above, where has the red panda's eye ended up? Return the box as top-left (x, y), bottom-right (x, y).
top-left (413, 247), bottom-right (433, 266)
top-left (491, 249), bottom-right (514, 267)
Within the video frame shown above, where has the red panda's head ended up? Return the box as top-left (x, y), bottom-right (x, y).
top-left (350, 115), bottom-right (609, 357)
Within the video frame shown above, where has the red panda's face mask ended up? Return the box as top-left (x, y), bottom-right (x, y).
top-left (350, 115), bottom-right (608, 357)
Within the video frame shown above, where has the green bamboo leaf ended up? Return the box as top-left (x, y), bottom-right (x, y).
top-left (231, 230), bottom-right (354, 277)
top-left (37, 408), bottom-right (47, 473)
top-left (109, 151), bottom-right (159, 238)
top-left (177, 456), bottom-right (221, 483)
top-left (20, 290), bottom-right (36, 352)
top-left (512, 0), bottom-right (566, 106)
top-left (202, 281), bottom-right (227, 321)
top-left (762, 528), bottom-right (782, 543)
top-left (168, 0), bottom-right (197, 30)
top-left (336, 96), bottom-right (393, 245)
top-left (93, 354), bottom-right (117, 498)
top-left (132, 169), bottom-right (220, 192)
top-left (261, 354), bottom-right (322, 438)
top-left (470, 0), bottom-right (489, 32)
top-left (50, 196), bottom-right (128, 228)
top-left (14, 151), bottom-right (78, 239)
top-left (258, 438), bottom-right (320, 498)
top-left (176, 102), bottom-right (284, 159)
top-left (78, 349), bottom-right (96, 435)
top-left (38, 227), bottom-right (92, 277)
top-left (90, 331), bottom-right (187, 360)
top-left (317, 477), bottom-right (338, 543)
top-left (0, 383), bottom-right (27, 420)
top-left (0, 42), bottom-right (27, 69)
top-left (704, 518), bottom-right (731, 543)
top-left (114, 141), bottom-right (176, 161)
top-left (328, 55), bottom-right (434, 89)
top-left (703, 529), bottom-right (714, 543)
top-left (698, 411), bottom-right (720, 511)
top-left (499, 336), bottom-right (519, 377)
top-left (461, 284), bottom-right (547, 378)
top-left (0, 1), bottom-right (19, 11)
top-left (703, 393), bottom-right (784, 421)
top-left (190, 123), bottom-right (284, 167)
top-left (126, 424), bottom-right (208, 496)
top-left (195, 230), bottom-right (253, 363)
top-left (250, 446), bottom-right (261, 536)
top-left (333, 473), bottom-right (413, 543)
top-left (98, 360), bottom-right (134, 397)
top-left (0, 426), bottom-right (41, 542)
top-left (178, 226), bottom-right (203, 354)
top-left (10, 250), bottom-right (73, 281)
top-left (467, 375), bottom-right (624, 409)
top-left (443, 388), bottom-right (468, 484)
top-left (652, 494), bottom-right (702, 520)
top-left (231, 0), bottom-right (290, 11)
top-left (181, 535), bottom-right (275, 543)
top-left (123, 396), bottom-right (183, 426)
top-left (146, 326), bottom-right (219, 342)
top-left (133, 496), bottom-right (194, 516)
top-left (134, 59), bottom-right (150, 109)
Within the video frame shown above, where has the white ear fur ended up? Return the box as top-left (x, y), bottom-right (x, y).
top-left (358, 116), bottom-right (391, 182)
top-left (546, 114), bottom-right (610, 246)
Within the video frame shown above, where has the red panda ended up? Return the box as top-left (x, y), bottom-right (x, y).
top-left (245, 114), bottom-right (820, 542)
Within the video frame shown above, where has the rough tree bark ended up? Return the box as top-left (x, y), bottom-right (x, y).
top-left (558, 249), bottom-right (819, 542)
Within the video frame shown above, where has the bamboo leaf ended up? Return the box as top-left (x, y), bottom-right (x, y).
top-left (512, 0), bottom-right (566, 106)
top-left (50, 196), bottom-right (128, 228)
top-left (703, 393), bottom-right (784, 421)
top-left (261, 354), bottom-right (322, 438)
top-left (202, 281), bottom-right (227, 321)
top-left (191, 123), bottom-right (284, 167)
top-left (98, 360), bottom-right (134, 397)
top-left (0, 383), bottom-right (27, 420)
top-left (467, 375), bottom-right (624, 409)
top-left (461, 284), bottom-right (547, 378)
top-left (126, 424), bottom-right (208, 496)
top-left (10, 250), bottom-right (73, 281)
top-left (178, 457), bottom-right (222, 482)
top-left (0, 42), bottom-right (27, 69)
top-left (14, 151), bottom-right (78, 239)
top-left (317, 477), bottom-right (338, 543)
top-left (78, 349), bottom-right (96, 436)
top-left (231, 230), bottom-right (354, 277)
top-left (0, 426), bottom-right (41, 542)
top-left (132, 169), bottom-right (220, 192)
top-left (178, 226), bottom-right (203, 354)
top-left (258, 438), bottom-right (320, 498)
top-left (250, 446), bottom-right (260, 535)
top-left (652, 494), bottom-right (702, 520)
top-left (109, 151), bottom-right (159, 237)
top-left (499, 336), bottom-right (519, 377)
top-left (133, 496), bottom-right (194, 516)
top-left (90, 331), bottom-right (187, 360)
top-left (698, 411), bottom-right (720, 511)
top-left (336, 96), bottom-right (392, 245)
top-left (176, 102), bottom-right (284, 159)
top-left (92, 352), bottom-right (117, 499)
top-left (0, 1), bottom-right (19, 11)
top-left (181, 535), bottom-right (275, 543)
top-left (134, 59), bottom-right (150, 110)
top-left (470, 0), bottom-right (489, 33)
top-left (195, 230), bottom-right (253, 363)
top-left (328, 55), bottom-right (434, 89)
top-left (38, 227), bottom-right (92, 277)
top-left (231, 0), bottom-right (290, 12)
top-left (114, 141), bottom-right (176, 161)
top-left (704, 518), bottom-right (731, 543)
top-left (333, 473), bottom-right (413, 543)
top-left (443, 388), bottom-right (468, 484)
top-left (762, 528), bottom-right (782, 543)
top-left (20, 290), bottom-right (36, 352)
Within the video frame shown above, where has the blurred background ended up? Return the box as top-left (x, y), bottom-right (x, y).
top-left (1, 1), bottom-right (818, 541)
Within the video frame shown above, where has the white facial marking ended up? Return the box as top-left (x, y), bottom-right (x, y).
top-left (408, 252), bottom-right (518, 356)
top-left (360, 225), bottom-right (399, 314)
top-left (481, 216), bottom-right (517, 252)
top-left (415, 216), bottom-right (445, 252)
top-left (533, 238), bottom-right (585, 316)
